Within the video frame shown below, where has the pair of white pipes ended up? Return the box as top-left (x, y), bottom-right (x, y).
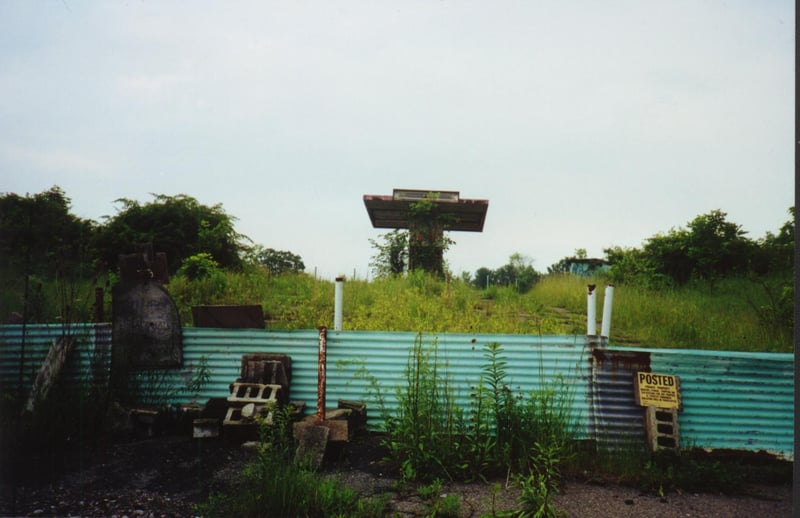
top-left (587, 284), bottom-right (614, 338)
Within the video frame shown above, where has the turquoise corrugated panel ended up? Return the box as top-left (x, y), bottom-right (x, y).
top-left (325, 331), bottom-right (591, 434)
top-left (644, 347), bottom-right (794, 460)
top-left (179, 328), bottom-right (319, 407)
top-left (587, 345), bottom-right (794, 459)
top-left (0, 324), bottom-right (112, 394)
top-left (1, 325), bottom-right (792, 459)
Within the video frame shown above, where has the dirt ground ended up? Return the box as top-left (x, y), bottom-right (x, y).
top-left (1, 432), bottom-right (793, 517)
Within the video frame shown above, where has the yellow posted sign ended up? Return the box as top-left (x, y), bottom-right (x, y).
top-left (633, 372), bottom-right (681, 409)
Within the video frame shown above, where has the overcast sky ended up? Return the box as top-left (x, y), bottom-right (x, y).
top-left (0, 1), bottom-right (794, 280)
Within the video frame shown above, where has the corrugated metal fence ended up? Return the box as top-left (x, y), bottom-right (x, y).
top-left (0, 325), bottom-right (792, 459)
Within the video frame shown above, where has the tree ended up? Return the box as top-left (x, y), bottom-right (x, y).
top-left (473, 253), bottom-right (541, 293)
top-left (472, 267), bottom-right (493, 289)
top-left (0, 187), bottom-right (97, 322)
top-left (369, 229), bottom-right (409, 278)
top-left (1, 186), bottom-right (96, 278)
top-left (684, 209), bottom-right (752, 282)
top-left (94, 194), bottom-right (249, 274)
top-left (753, 206), bottom-right (794, 274)
top-left (607, 209), bottom-right (764, 287)
top-left (251, 246), bottom-right (305, 275)
top-left (642, 228), bottom-right (694, 285)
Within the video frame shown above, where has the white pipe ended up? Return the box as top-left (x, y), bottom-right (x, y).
top-left (601, 284), bottom-right (614, 338)
top-left (334, 276), bottom-right (344, 332)
top-left (587, 284), bottom-right (597, 336)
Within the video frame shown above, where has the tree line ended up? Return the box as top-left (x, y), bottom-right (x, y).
top-left (3, 187), bottom-right (793, 300)
top-left (0, 187), bottom-right (304, 298)
top-left (370, 208), bottom-right (794, 296)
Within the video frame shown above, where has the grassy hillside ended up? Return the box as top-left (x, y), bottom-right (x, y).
top-left (165, 269), bottom-right (791, 353)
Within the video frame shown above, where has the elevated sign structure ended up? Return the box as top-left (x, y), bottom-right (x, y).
top-left (363, 189), bottom-right (489, 275)
top-left (363, 189), bottom-right (489, 232)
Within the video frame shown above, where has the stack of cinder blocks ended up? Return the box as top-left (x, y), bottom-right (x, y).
top-left (220, 353), bottom-right (294, 443)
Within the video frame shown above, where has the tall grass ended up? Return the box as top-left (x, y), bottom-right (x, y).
top-left (531, 274), bottom-right (790, 352)
top-left (7, 267), bottom-right (788, 352)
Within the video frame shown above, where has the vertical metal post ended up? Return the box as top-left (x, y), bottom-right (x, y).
top-left (587, 284), bottom-right (597, 336)
top-left (317, 326), bottom-right (327, 422)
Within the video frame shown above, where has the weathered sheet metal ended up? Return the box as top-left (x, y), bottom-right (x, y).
top-left (0, 325), bottom-right (792, 459)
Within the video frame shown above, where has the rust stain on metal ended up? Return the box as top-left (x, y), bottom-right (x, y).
top-left (317, 326), bottom-right (327, 422)
top-left (591, 348), bottom-right (651, 373)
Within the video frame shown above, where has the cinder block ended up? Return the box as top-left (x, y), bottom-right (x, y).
top-left (645, 406), bottom-right (680, 452)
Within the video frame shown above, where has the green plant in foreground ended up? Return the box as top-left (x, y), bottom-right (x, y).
top-left (514, 471), bottom-right (565, 518)
top-left (418, 479), bottom-right (462, 518)
top-left (384, 333), bottom-right (465, 482)
top-left (196, 406), bottom-right (388, 518)
top-left (639, 450), bottom-right (747, 496)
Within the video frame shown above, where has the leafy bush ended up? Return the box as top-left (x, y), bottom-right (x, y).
top-left (177, 252), bottom-right (221, 280)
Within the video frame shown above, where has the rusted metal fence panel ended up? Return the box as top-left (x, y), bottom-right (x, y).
top-left (0, 325), bottom-right (792, 459)
top-left (0, 324), bottom-right (111, 396)
top-left (648, 347), bottom-right (793, 459)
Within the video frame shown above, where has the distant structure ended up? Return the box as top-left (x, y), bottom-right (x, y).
top-left (567, 258), bottom-right (610, 276)
top-left (363, 189), bottom-right (489, 275)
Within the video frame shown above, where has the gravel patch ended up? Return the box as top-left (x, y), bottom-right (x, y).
top-left (1, 434), bottom-right (792, 517)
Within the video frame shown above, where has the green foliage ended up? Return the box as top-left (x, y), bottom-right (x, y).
top-left (407, 194), bottom-right (456, 277)
top-left (573, 436), bottom-right (790, 499)
top-left (370, 229), bottom-right (409, 277)
top-left (382, 337), bottom-right (578, 498)
top-left (248, 245), bottom-right (305, 275)
top-left (513, 466), bottom-right (566, 518)
top-left (473, 254), bottom-right (542, 294)
top-left (0, 186), bottom-right (97, 278)
top-left (530, 274), bottom-right (791, 352)
top-left (346, 273), bottom-right (561, 335)
top-left (167, 269), bottom-right (331, 328)
top-left (753, 206), bottom-right (794, 273)
top-left (605, 208), bottom-right (792, 288)
top-left (94, 193), bottom-right (249, 274)
top-left (197, 405), bottom-right (389, 518)
top-left (751, 280), bottom-right (793, 337)
top-left (0, 188), bottom-right (100, 322)
top-left (184, 355), bottom-right (212, 403)
top-left (177, 252), bottom-right (221, 280)
top-left (384, 333), bottom-right (466, 482)
top-left (418, 479), bottom-right (462, 517)
top-left (639, 451), bottom-right (747, 495)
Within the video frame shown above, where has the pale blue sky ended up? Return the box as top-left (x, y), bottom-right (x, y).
top-left (0, 1), bottom-right (794, 280)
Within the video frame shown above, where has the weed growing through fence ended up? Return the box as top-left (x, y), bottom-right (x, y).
top-left (382, 335), bottom-right (581, 513)
top-left (383, 333), bottom-right (467, 482)
top-left (184, 354), bottom-right (212, 404)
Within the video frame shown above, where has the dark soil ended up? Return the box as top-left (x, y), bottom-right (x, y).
top-left (1, 431), bottom-right (793, 517)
